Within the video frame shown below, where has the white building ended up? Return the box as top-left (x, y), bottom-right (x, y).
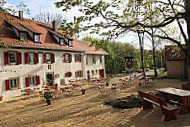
top-left (0, 12), bottom-right (108, 99)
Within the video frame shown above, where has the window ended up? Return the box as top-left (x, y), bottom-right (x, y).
top-left (75, 54), bottom-right (81, 62)
top-left (65, 72), bottom-right (72, 77)
top-left (29, 76), bottom-right (36, 86)
top-left (34, 35), bottom-right (40, 42)
top-left (28, 53), bottom-right (35, 64)
top-left (9, 52), bottom-right (17, 65)
top-left (100, 56), bottom-right (102, 63)
top-left (86, 56), bottom-right (88, 65)
top-left (65, 54), bottom-right (70, 62)
top-left (10, 78), bottom-right (18, 89)
top-left (46, 53), bottom-right (51, 64)
top-left (91, 70), bottom-right (94, 75)
top-left (68, 39), bottom-right (73, 47)
top-left (60, 39), bottom-right (65, 45)
top-left (76, 71), bottom-right (83, 78)
top-left (92, 56), bottom-right (96, 64)
top-left (20, 32), bottom-right (27, 41)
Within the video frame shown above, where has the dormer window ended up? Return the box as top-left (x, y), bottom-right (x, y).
top-left (60, 39), bottom-right (65, 45)
top-left (20, 32), bottom-right (27, 41)
top-left (68, 39), bottom-right (73, 47)
top-left (34, 35), bottom-right (40, 42)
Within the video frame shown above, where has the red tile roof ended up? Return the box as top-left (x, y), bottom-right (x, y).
top-left (0, 12), bottom-right (108, 55)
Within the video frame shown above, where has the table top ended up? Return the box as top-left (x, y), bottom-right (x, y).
top-left (156, 87), bottom-right (190, 97)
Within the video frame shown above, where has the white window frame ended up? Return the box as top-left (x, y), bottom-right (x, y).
top-left (10, 78), bottom-right (18, 89)
top-left (28, 53), bottom-right (35, 64)
top-left (60, 39), bottom-right (65, 45)
top-left (92, 56), bottom-right (96, 64)
top-left (65, 54), bottom-right (70, 63)
top-left (46, 53), bottom-right (52, 64)
top-left (68, 40), bottom-right (72, 47)
top-left (34, 34), bottom-right (40, 42)
top-left (29, 76), bottom-right (36, 86)
top-left (20, 32), bottom-right (27, 41)
top-left (100, 56), bottom-right (102, 63)
top-left (8, 52), bottom-right (17, 65)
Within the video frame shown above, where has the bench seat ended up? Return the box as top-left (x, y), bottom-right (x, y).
top-left (138, 90), bottom-right (178, 121)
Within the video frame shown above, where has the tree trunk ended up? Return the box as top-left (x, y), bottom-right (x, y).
top-left (151, 28), bottom-right (158, 78)
top-left (138, 32), bottom-right (146, 77)
top-left (184, 0), bottom-right (190, 79)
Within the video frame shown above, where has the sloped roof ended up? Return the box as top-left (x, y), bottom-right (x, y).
top-left (0, 12), bottom-right (108, 55)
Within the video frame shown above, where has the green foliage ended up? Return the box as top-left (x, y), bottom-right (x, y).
top-left (44, 92), bottom-right (53, 100)
top-left (0, 41), bottom-right (11, 49)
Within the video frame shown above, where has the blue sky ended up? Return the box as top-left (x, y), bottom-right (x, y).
top-left (5, 0), bottom-right (150, 48)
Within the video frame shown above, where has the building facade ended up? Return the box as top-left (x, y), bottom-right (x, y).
top-left (0, 12), bottom-right (107, 99)
top-left (165, 45), bottom-right (186, 79)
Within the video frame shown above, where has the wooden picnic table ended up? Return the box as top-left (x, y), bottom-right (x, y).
top-left (156, 87), bottom-right (190, 114)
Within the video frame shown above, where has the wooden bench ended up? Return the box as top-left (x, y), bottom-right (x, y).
top-left (137, 90), bottom-right (178, 121)
top-left (182, 84), bottom-right (190, 91)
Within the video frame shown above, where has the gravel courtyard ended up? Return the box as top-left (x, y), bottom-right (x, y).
top-left (1, 79), bottom-right (190, 127)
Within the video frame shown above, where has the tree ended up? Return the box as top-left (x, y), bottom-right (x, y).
top-left (0, 0), bottom-right (16, 14)
top-left (34, 12), bottom-right (64, 26)
top-left (55, 0), bottom-right (190, 78)
top-left (82, 36), bottom-right (139, 74)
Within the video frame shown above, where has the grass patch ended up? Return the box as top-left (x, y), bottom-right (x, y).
top-left (158, 71), bottom-right (168, 79)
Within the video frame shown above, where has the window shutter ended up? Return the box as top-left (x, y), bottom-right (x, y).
top-left (65, 73), bottom-right (67, 77)
top-left (81, 71), bottom-right (83, 77)
top-left (80, 55), bottom-right (82, 62)
top-left (51, 53), bottom-right (55, 63)
top-left (69, 54), bottom-right (72, 63)
top-left (75, 55), bottom-right (77, 62)
top-left (4, 52), bottom-right (9, 65)
top-left (63, 54), bottom-right (66, 62)
top-left (24, 53), bottom-right (28, 64)
top-left (17, 52), bottom-right (22, 65)
top-left (70, 72), bottom-right (72, 77)
top-left (75, 72), bottom-right (78, 78)
top-left (5, 79), bottom-right (10, 91)
top-left (36, 76), bottom-right (40, 85)
top-left (25, 77), bottom-right (30, 87)
top-left (43, 54), bottom-right (46, 63)
top-left (35, 53), bottom-right (39, 64)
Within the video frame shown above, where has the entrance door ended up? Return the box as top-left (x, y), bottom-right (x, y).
top-left (87, 71), bottom-right (90, 80)
top-left (46, 73), bottom-right (54, 86)
top-left (99, 69), bottom-right (104, 78)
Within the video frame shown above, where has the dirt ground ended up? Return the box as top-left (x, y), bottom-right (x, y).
top-left (1, 79), bottom-right (190, 127)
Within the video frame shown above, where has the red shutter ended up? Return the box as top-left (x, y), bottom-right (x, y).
top-left (75, 55), bottom-right (77, 62)
top-left (17, 52), bottom-right (22, 65)
top-left (43, 54), bottom-right (46, 63)
top-left (25, 77), bottom-right (30, 87)
top-left (75, 72), bottom-right (78, 78)
top-left (63, 54), bottom-right (66, 62)
top-left (24, 53), bottom-right (28, 64)
top-left (69, 54), bottom-right (72, 63)
top-left (81, 71), bottom-right (83, 77)
top-left (80, 55), bottom-right (82, 62)
top-left (35, 53), bottom-right (39, 64)
top-left (51, 53), bottom-right (55, 63)
top-left (4, 52), bottom-right (9, 65)
top-left (5, 79), bottom-right (10, 91)
top-left (36, 76), bottom-right (40, 85)
top-left (65, 73), bottom-right (67, 77)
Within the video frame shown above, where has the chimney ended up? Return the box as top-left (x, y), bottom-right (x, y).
top-left (18, 11), bottom-right (23, 20)
top-left (52, 20), bottom-right (58, 31)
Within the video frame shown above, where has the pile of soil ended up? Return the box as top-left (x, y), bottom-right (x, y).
top-left (104, 94), bottom-right (142, 109)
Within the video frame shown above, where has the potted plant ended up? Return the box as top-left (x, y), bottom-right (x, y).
top-left (106, 78), bottom-right (110, 87)
top-left (44, 91), bottom-right (53, 105)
